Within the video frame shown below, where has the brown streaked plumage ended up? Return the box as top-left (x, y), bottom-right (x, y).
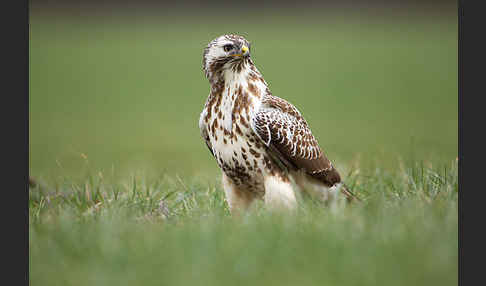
top-left (199, 34), bottom-right (358, 213)
top-left (253, 94), bottom-right (339, 186)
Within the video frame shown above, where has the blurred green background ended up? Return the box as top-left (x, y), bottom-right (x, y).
top-left (29, 3), bottom-right (457, 182)
top-left (29, 3), bottom-right (457, 178)
top-left (29, 2), bottom-right (458, 286)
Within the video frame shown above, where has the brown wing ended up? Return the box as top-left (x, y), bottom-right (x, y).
top-left (251, 95), bottom-right (341, 187)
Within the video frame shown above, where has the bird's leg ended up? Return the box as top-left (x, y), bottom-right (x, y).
top-left (222, 173), bottom-right (255, 215)
top-left (263, 174), bottom-right (297, 211)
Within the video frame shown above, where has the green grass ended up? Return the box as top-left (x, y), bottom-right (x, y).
top-left (29, 161), bottom-right (458, 286)
top-left (30, 11), bottom-right (458, 286)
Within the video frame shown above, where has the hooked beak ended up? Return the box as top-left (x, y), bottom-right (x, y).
top-left (232, 45), bottom-right (249, 58)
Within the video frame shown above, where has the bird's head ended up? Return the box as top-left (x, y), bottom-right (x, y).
top-left (203, 34), bottom-right (251, 79)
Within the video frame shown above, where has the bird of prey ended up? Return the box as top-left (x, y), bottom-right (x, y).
top-left (199, 34), bottom-right (357, 213)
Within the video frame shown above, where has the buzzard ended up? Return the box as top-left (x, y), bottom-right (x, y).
top-left (199, 34), bottom-right (357, 213)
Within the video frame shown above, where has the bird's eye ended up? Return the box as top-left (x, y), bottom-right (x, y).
top-left (223, 44), bottom-right (233, 52)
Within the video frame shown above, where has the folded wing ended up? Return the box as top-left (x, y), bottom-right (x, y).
top-left (251, 95), bottom-right (341, 187)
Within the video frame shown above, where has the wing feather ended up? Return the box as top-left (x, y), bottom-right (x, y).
top-left (251, 95), bottom-right (341, 187)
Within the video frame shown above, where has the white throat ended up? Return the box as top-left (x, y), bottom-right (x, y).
top-left (221, 67), bottom-right (251, 133)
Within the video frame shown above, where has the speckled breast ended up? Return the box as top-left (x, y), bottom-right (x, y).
top-left (206, 96), bottom-right (276, 195)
